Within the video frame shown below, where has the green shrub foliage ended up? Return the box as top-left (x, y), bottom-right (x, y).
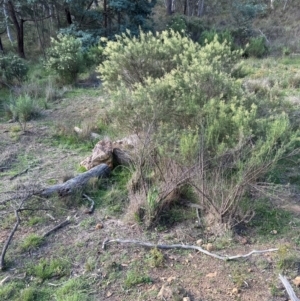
top-left (0, 53), bottom-right (28, 84)
top-left (45, 34), bottom-right (83, 83)
top-left (245, 36), bottom-right (268, 58)
top-left (99, 30), bottom-right (299, 229)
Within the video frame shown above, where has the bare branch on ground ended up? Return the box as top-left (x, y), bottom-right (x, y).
top-left (83, 193), bottom-right (95, 214)
top-left (9, 167), bottom-right (29, 180)
top-left (0, 197), bottom-right (28, 271)
top-left (279, 274), bottom-right (300, 301)
top-left (102, 238), bottom-right (278, 261)
top-left (42, 217), bottom-right (71, 238)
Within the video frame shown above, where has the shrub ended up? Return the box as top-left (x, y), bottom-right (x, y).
top-left (4, 94), bottom-right (40, 122)
top-left (199, 29), bottom-right (234, 48)
top-left (100, 30), bottom-right (299, 230)
top-left (98, 30), bottom-right (241, 92)
top-left (45, 34), bottom-right (83, 84)
top-left (245, 36), bottom-right (268, 58)
top-left (0, 53), bottom-right (28, 84)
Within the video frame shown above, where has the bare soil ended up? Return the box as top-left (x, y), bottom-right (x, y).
top-left (1, 88), bottom-right (300, 301)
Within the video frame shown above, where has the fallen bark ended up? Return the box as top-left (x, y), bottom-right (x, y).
top-left (38, 164), bottom-right (110, 197)
top-left (102, 238), bottom-right (278, 261)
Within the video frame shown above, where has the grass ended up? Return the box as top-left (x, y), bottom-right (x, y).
top-left (124, 268), bottom-right (152, 288)
top-left (248, 200), bottom-right (292, 236)
top-left (54, 277), bottom-right (90, 301)
top-left (27, 258), bottom-right (70, 281)
top-left (20, 234), bottom-right (44, 252)
top-left (0, 282), bottom-right (26, 301)
top-left (84, 167), bottom-right (130, 215)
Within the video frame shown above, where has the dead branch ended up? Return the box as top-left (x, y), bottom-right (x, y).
top-left (38, 164), bottom-right (110, 197)
top-left (0, 197), bottom-right (28, 271)
top-left (83, 194), bottom-right (95, 214)
top-left (279, 274), bottom-right (300, 301)
top-left (9, 167), bottom-right (29, 180)
top-left (102, 238), bottom-right (278, 261)
top-left (43, 217), bottom-right (71, 238)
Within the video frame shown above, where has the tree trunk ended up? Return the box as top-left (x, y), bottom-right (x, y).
top-left (7, 0), bottom-right (25, 58)
top-left (197, 0), bottom-right (204, 17)
top-left (0, 37), bottom-right (4, 53)
top-left (103, 0), bottom-right (107, 36)
top-left (65, 8), bottom-right (72, 24)
top-left (3, 0), bottom-right (13, 44)
top-left (166, 0), bottom-right (172, 15)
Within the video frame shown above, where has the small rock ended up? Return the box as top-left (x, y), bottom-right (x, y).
top-left (205, 272), bottom-right (217, 278)
top-left (95, 223), bottom-right (103, 230)
top-left (196, 239), bottom-right (203, 246)
top-left (206, 243), bottom-right (214, 251)
top-left (167, 276), bottom-right (176, 283)
top-left (293, 276), bottom-right (300, 287)
top-left (183, 297), bottom-right (191, 301)
top-left (106, 291), bottom-right (113, 297)
top-left (232, 287), bottom-right (240, 294)
top-left (157, 284), bottom-right (173, 299)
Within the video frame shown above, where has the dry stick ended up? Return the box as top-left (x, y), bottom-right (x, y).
top-left (0, 197), bottom-right (27, 271)
top-left (102, 239), bottom-right (278, 261)
top-left (43, 217), bottom-right (71, 238)
top-left (83, 193), bottom-right (95, 214)
top-left (9, 167), bottom-right (29, 180)
top-left (279, 274), bottom-right (300, 301)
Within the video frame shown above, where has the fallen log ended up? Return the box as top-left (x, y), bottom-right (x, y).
top-left (38, 164), bottom-right (110, 197)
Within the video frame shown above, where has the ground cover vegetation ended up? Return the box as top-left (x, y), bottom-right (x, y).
top-left (1, 0), bottom-right (300, 300)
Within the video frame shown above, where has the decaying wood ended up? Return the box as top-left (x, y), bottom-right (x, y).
top-left (38, 164), bottom-right (110, 197)
top-left (43, 217), bottom-right (71, 237)
top-left (279, 274), bottom-right (300, 301)
top-left (113, 148), bottom-right (132, 166)
top-left (102, 238), bottom-right (278, 261)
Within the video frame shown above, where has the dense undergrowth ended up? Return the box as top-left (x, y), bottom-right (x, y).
top-left (1, 1), bottom-right (300, 300)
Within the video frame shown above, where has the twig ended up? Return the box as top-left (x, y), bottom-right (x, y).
top-left (9, 167), bottom-right (29, 180)
top-left (102, 239), bottom-right (278, 261)
top-left (279, 274), bottom-right (300, 301)
top-left (43, 217), bottom-right (70, 238)
top-left (0, 197), bottom-right (28, 270)
top-left (83, 194), bottom-right (95, 214)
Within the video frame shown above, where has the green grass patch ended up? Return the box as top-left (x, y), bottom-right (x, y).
top-left (0, 281), bottom-right (25, 300)
top-left (64, 87), bottom-right (103, 98)
top-left (124, 269), bottom-right (152, 288)
top-left (249, 200), bottom-right (292, 236)
top-left (86, 167), bottom-right (130, 215)
top-left (27, 258), bottom-right (70, 281)
top-left (54, 277), bottom-right (90, 301)
top-left (20, 234), bottom-right (44, 252)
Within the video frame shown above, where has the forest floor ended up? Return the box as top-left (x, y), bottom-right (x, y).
top-left (1, 57), bottom-right (300, 301)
